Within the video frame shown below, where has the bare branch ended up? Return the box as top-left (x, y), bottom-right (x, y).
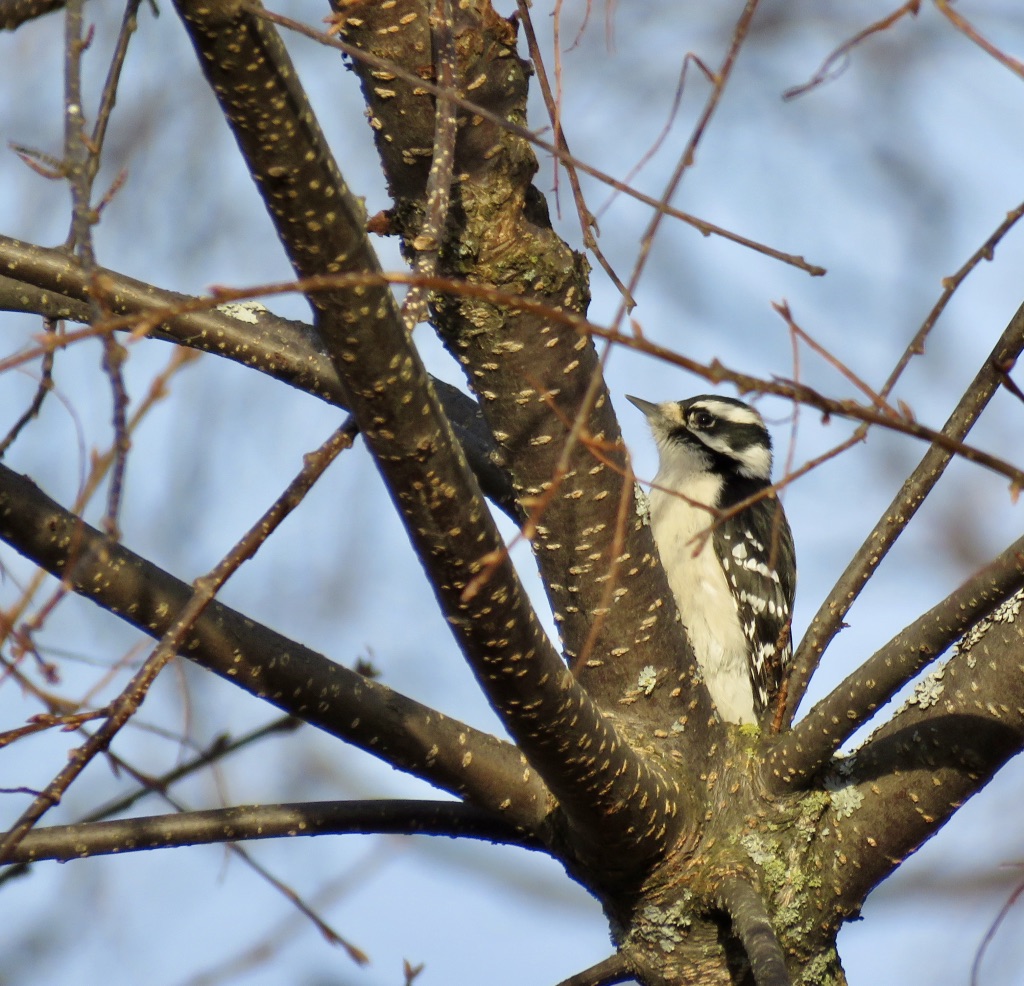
top-left (619, 0), bottom-right (763, 323)
top-left (0, 462), bottom-right (550, 826)
top-left (769, 530), bottom-right (1024, 788)
top-left (553, 953), bottom-right (634, 986)
top-left (2, 800), bottom-right (539, 865)
top-left (834, 587), bottom-right (1024, 904)
top-left (78, 717), bottom-right (301, 824)
top-left (0, 419), bottom-right (359, 863)
top-left (787, 299), bottom-right (1024, 717)
top-left (0, 237), bottom-right (518, 519)
top-left (717, 875), bottom-right (792, 986)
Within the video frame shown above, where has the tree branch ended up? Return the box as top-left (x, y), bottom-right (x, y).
top-left (1, 418), bottom-right (359, 862)
top-left (0, 463), bottom-right (550, 827)
top-left (834, 588), bottom-right (1024, 904)
top-left (768, 531), bottom-right (1024, 788)
top-left (0, 237), bottom-right (519, 520)
top-left (1, 799), bottom-right (539, 865)
top-left (786, 299), bottom-right (1024, 719)
top-left (335, 0), bottom-right (716, 730)
top-left (553, 953), bottom-right (634, 986)
top-left (717, 875), bottom-right (792, 986)
top-left (160, 0), bottom-right (690, 881)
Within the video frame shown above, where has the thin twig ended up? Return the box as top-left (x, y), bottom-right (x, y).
top-left (617, 0), bottom-right (763, 328)
top-left (79, 717), bottom-right (301, 823)
top-left (879, 199), bottom-right (1024, 400)
top-left (516, 0), bottom-right (634, 308)
top-left (0, 318), bottom-right (56, 457)
top-left (783, 1), bottom-right (921, 100)
top-left (970, 872), bottom-right (1024, 986)
top-left (935, 0), bottom-right (1024, 81)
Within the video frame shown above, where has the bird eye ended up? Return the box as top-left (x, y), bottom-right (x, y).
top-left (689, 409), bottom-right (715, 430)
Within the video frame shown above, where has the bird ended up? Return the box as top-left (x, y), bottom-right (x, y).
top-left (628, 393), bottom-right (796, 727)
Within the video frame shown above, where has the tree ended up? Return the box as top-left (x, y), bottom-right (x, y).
top-left (1, 1), bottom-right (1023, 983)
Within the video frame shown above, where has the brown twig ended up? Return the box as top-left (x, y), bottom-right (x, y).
top-left (935, 0), bottom-right (1024, 81)
top-left (0, 318), bottom-right (56, 457)
top-left (516, 0), bottom-right (634, 308)
top-left (783, 2), bottom-right (922, 100)
top-left (617, 0), bottom-right (764, 327)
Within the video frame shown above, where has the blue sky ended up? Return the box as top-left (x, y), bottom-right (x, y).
top-left (2, 2), bottom-right (1024, 984)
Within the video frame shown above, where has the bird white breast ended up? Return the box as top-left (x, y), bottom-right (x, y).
top-left (648, 458), bottom-right (756, 725)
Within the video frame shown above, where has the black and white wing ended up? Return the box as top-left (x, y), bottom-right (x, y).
top-left (714, 496), bottom-right (797, 723)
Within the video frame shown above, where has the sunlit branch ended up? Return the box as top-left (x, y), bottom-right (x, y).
top-left (0, 462), bottom-right (551, 825)
top-left (835, 586), bottom-right (1024, 903)
top-left (769, 530), bottom-right (1024, 789)
top-left (717, 875), bottom-right (792, 986)
top-left (0, 239), bottom-right (518, 519)
top-left (787, 300), bottom-right (1024, 718)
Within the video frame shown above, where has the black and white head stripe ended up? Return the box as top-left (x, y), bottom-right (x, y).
top-left (677, 396), bottom-right (773, 481)
top-left (628, 394), bottom-right (773, 482)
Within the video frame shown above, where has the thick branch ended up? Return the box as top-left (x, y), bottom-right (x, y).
top-left (335, 0), bottom-right (713, 727)
top-left (2, 799), bottom-right (539, 865)
top-left (717, 876), bottom-right (792, 986)
top-left (554, 954), bottom-right (634, 986)
top-left (834, 588), bottom-right (1024, 903)
top-left (769, 531), bottom-right (1024, 789)
top-left (0, 0), bottom-right (64, 29)
top-left (173, 0), bottom-right (685, 880)
top-left (0, 237), bottom-right (517, 519)
top-left (787, 300), bottom-right (1024, 718)
top-left (0, 463), bottom-right (549, 826)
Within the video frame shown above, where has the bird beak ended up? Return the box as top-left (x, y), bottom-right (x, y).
top-left (626, 395), bottom-right (661, 420)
